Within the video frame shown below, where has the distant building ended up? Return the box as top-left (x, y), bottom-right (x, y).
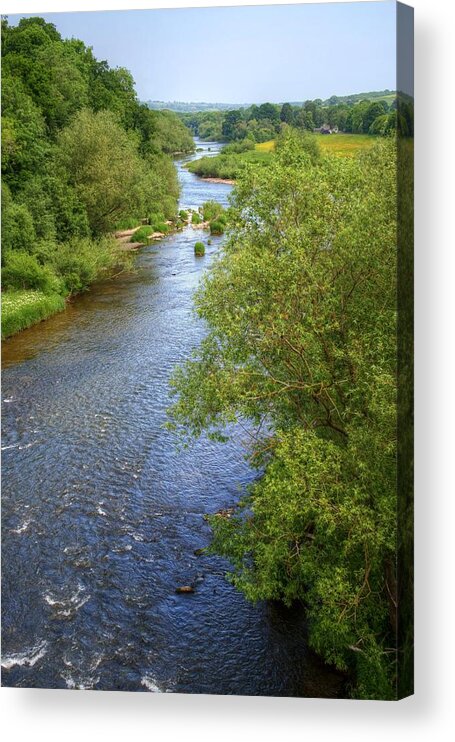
top-left (313, 124), bottom-right (339, 134)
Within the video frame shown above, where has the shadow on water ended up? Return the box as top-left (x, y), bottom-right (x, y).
top-left (1, 138), bottom-right (345, 696)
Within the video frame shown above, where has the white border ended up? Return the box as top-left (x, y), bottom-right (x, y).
top-left (1, 1), bottom-right (454, 740)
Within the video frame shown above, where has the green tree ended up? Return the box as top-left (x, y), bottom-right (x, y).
top-left (1, 72), bottom-right (50, 188)
top-left (170, 134), bottom-right (398, 699)
top-left (363, 101), bottom-right (389, 134)
top-left (56, 108), bottom-right (147, 234)
top-left (1, 15), bottom-right (184, 334)
top-left (222, 109), bottom-right (243, 140)
top-left (257, 102), bottom-right (280, 123)
top-left (280, 103), bottom-right (294, 124)
top-left (294, 109), bottom-right (315, 131)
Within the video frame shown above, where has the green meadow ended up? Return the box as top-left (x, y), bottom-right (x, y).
top-left (256, 133), bottom-right (379, 157)
top-left (1, 290), bottom-right (66, 339)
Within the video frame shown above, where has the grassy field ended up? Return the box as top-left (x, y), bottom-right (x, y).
top-left (256, 133), bottom-right (378, 157)
top-left (317, 133), bottom-right (379, 156)
top-left (255, 140), bottom-right (276, 153)
top-left (1, 290), bottom-right (66, 339)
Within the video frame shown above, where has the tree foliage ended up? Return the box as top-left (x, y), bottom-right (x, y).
top-left (181, 95), bottom-right (403, 143)
top-left (1, 15), bottom-right (192, 328)
top-left (169, 133), bottom-right (398, 698)
top-left (56, 109), bottom-right (147, 234)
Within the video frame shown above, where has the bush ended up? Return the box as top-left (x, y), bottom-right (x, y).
top-left (194, 241), bottom-right (205, 256)
top-left (133, 226), bottom-right (153, 243)
top-left (2, 251), bottom-right (62, 294)
top-left (115, 216), bottom-right (140, 230)
top-left (222, 140), bottom-right (255, 154)
top-left (210, 220), bottom-right (225, 236)
top-left (1, 201), bottom-right (36, 254)
top-left (50, 236), bottom-right (124, 295)
top-left (191, 211), bottom-right (202, 225)
top-left (161, 195), bottom-right (178, 220)
top-left (275, 128), bottom-right (321, 164)
top-left (149, 211), bottom-right (166, 225)
top-left (202, 200), bottom-right (224, 222)
top-left (179, 210), bottom-right (188, 220)
top-left (30, 239), bottom-right (60, 265)
top-left (149, 212), bottom-right (171, 233)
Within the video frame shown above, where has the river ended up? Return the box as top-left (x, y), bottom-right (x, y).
top-left (1, 138), bottom-right (343, 696)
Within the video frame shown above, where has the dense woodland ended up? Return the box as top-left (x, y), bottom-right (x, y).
top-left (1, 16), bottom-right (193, 335)
top-left (181, 95), bottom-right (413, 143)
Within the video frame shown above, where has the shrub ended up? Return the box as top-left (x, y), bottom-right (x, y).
top-left (202, 200), bottom-right (224, 222)
top-left (222, 140), bottom-right (255, 154)
top-left (161, 195), bottom-right (178, 220)
top-left (115, 216), bottom-right (140, 230)
top-left (194, 241), bottom-right (205, 256)
top-left (1, 201), bottom-right (36, 254)
top-left (30, 239), bottom-right (60, 264)
top-left (210, 220), bottom-right (225, 236)
top-left (2, 251), bottom-right (62, 294)
top-left (50, 236), bottom-right (124, 295)
top-left (179, 210), bottom-right (188, 220)
top-left (133, 226), bottom-right (153, 243)
top-left (149, 212), bottom-right (166, 226)
top-left (191, 212), bottom-right (202, 225)
top-left (149, 213), bottom-right (171, 233)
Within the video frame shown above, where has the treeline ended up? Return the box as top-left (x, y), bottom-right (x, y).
top-left (170, 130), bottom-right (402, 699)
top-left (1, 16), bottom-right (193, 334)
top-left (147, 100), bottom-right (251, 113)
top-left (181, 95), bottom-right (413, 143)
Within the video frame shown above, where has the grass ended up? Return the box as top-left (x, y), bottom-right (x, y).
top-left (187, 149), bottom-right (272, 180)
top-left (317, 133), bottom-right (379, 156)
top-left (241, 150), bottom-right (273, 166)
top-left (115, 216), bottom-right (141, 230)
top-left (255, 140), bottom-right (276, 153)
top-left (1, 290), bottom-right (66, 339)
top-left (132, 225), bottom-right (154, 243)
top-left (255, 133), bottom-right (378, 158)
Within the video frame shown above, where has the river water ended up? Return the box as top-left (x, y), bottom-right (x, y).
top-left (1, 139), bottom-right (343, 696)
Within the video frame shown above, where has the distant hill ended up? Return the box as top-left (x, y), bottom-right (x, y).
top-left (146, 91), bottom-right (396, 113)
top-left (146, 101), bottom-right (251, 113)
top-left (320, 89), bottom-right (396, 106)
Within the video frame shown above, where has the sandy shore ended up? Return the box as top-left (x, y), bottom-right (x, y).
top-left (201, 176), bottom-right (236, 185)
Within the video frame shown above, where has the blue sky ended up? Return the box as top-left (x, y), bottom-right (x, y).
top-left (10, 2), bottom-right (396, 103)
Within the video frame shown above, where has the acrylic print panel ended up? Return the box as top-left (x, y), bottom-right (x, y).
top-left (1, 1), bottom-right (414, 700)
